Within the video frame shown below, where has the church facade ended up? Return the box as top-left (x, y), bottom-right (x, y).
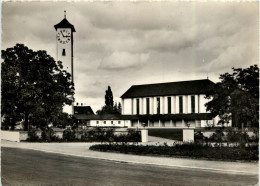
top-left (75, 79), bottom-right (230, 129)
top-left (121, 79), bottom-right (223, 128)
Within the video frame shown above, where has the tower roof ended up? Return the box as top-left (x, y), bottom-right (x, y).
top-left (54, 18), bottom-right (76, 32)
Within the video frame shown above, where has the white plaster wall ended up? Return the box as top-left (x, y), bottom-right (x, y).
top-left (123, 98), bottom-right (132, 115)
top-left (153, 97), bottom-right (157, 114)
top-left (199, 94), bottom-right (209, 113)
top-left (140, 98), bottom-right (143, 115)
top-left (143, 98), bottom-right (147, 115)
top-left (133, 98), bottom-right (137, 115)
top-left (153, 121), bottom-right (160, 127)
top-left (176, 96), bottom-right (180, 114)
top-left (89, 120), bottom-right (130, 127)
top-left (125, 120), bottom-right (131, 128)
top-left (141, 129), bottom-right (148, 142)
top-left (160, 97), bottom-right (163, 114)
top-left (183, 129), bottom-right (194, 142)
top-left (195, 95), bottom-right (199, 113)
top-left (186, 120), bottom-right (196, 128)
top-left (1, 130), bottom-right (28, 142)
top-left (184, 95), bottom-right (188, 114)
top-left (201, 120), bottom-right (207, 127)
top-left (176, 120), bottom-right (184, 127)
top-left (164, 121), bottom-right (173, 127)
top-left (172, 96), bottom-right (175, 114)
top-left (57, 28), bottom-right (72, 75)
top-left (164, 96), bottom-right (167, 114)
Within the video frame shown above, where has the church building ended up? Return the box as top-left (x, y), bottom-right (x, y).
top-left (75, 79), bottom-right (230, 129)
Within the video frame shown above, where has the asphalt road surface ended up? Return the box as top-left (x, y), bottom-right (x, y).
top-left (1, 147), bottom-right (258, 186)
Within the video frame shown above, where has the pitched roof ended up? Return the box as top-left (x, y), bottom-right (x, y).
top-left (74, 113), bottom-right (213, 121)
top-left (121, 79), bottom-right (215, 98)
top-left (54, 18), bottom-right (76, 32)
top-left (74, 106), bottom-right (94, 115)
top-left (74, 114), bottom-right (136, 120)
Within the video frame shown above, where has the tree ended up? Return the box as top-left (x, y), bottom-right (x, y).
top-left (1, 44), bottom-right (74, 130)
top-left (117, 102), bottom-right (122, 113)
top-left (205, 65), bottom-right (259, 129)
top-left (105, 86), bottom-right (113, 107)
top-left (96, 86), bottom-right (121, 115)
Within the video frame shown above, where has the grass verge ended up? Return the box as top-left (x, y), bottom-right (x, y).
top-left (148, 129), bottom-right (183, 141)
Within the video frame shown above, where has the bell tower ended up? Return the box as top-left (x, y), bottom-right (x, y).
top-left (54, 11), bottom-right (76, 114)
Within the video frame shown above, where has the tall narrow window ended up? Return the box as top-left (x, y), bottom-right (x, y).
top-left (191, 96), bottom-right (195, 113)
top-left (179, 96), bottom-right (183, 114)
top-left (146, 98), bottom-right (150, 114)
top-left (157, 97), bottom-right (160, 114)
top-left (136, 99), bottom-right (140, 115)
top-left (168, 97), bottom-right (171, 114)
top-left (62, 48), bottom-right (66, 56)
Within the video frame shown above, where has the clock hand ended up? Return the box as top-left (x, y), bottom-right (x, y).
top-left (60, 31), bottom-right (65, 37)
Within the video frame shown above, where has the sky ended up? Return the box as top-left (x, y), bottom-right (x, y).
top-left (2, 1), bottom-right (259, 112)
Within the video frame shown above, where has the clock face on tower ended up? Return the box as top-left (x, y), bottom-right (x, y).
top-left (57, 29), bottom-right (71, 44)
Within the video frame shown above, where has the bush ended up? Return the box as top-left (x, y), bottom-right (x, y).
top-left (27, 129), bottom-right (40, 142)
top-left (63, 128), bottom-right (76, 142)
top-left (113, 129), bottom-right (141, 143)
top-left (209, 128), bottom-right (224, 144)
top-left (226, 128), bottom-right (250, 147)
top-left (194, 130), bottom-right (209, 143)
top-left (41, 128), bottom-right (61, 142)
top-left (89, 143), bottom-right (258, 161)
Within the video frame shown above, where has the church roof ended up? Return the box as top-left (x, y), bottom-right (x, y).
top-left (74, 113), bottom-right (213, 121)
top-left (74, 106), bottom-right (94, 115)
top-left (54, 18), bottom-right (76, 32)
top-left (121, 79), bottom-right (215, 98)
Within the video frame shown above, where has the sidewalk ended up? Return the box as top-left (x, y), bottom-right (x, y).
top-left (1, 140), bottom-right (258, 175)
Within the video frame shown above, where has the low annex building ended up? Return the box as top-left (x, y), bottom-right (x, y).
top-left (75, 79), bottom-right (230, 129)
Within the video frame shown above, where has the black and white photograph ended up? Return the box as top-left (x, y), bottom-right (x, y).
top-left (1, 1), bottom-right (259, 185)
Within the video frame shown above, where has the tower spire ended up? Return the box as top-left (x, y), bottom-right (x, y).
top-left (64, 10), bottom-right (66, 18)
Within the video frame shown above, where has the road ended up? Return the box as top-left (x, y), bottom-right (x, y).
top-left (1, 147), bottom-right (258, 186)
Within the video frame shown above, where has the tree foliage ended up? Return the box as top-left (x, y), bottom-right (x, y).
top-left (105, 86), bottom-right (113, 107)
top-left (1, 44), bottom-right (74, 130)
top-left (205, 65), bottom-right (259, 129)
top-left (96, 102), bottom-right (121, 115)
top-left (96, 86), bottom-right (121, 115)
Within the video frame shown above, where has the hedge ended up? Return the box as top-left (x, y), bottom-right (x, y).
top-left (89, 143), bottom-right (258, 161)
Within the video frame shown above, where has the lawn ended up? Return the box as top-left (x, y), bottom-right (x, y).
top-left (148, 129), bottom-right (183, 141)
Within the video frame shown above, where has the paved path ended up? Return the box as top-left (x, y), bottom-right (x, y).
top-left (1, 140), bottom-right (258, 175)
top-left (2, 147), bottom-right (258, 186)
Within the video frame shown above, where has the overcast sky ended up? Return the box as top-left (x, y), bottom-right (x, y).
top-left (2, 1), bottom-right (259, 112)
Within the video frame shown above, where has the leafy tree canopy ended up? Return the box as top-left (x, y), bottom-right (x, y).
top-left (1, 44), bottom-right (74, 130)
top-left (205, 65), bottom-right (259, 129)
top-left (105, 86), bottom-right (113, 107)
top-left (96, 86), bottom-right (121, 115)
